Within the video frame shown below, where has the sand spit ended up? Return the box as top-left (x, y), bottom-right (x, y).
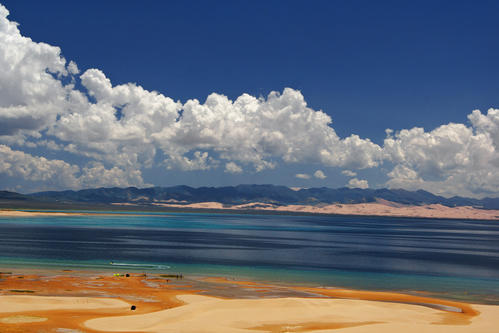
top-left (0, 209), bottom-right (159, 218)
top-left (0, 210), bottom-right (74, 217)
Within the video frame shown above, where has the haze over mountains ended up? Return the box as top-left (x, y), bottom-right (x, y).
top-left (1, 185), bottom-right (498, 210)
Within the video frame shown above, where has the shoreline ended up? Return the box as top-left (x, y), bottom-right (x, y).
top-left (0, 270), bottom-right (499, 332)
top-left (2, 202), bottom-right (499, 220)
top-left (147, 200), bottom-right (499, 221)
top-left (1, 269), bottom-right (498, 332)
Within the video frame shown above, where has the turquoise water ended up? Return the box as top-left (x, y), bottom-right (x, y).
top-left (0, 211), bottom-right (498, 303)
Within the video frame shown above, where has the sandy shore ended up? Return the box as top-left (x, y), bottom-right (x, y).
top-left (151, 200), bottom-right (499, 220)
top-left (0, 270), bottom-right (498, 332)
top-left (85, 294), bottom-right (498, 333)
top-left (0, 209), bottom-right (75, 217)
top-left (0, 295), bottom-right (129, 313)
top-left (0, 210), bottom-right (156, 218)
top-left (3, 199), bottom-right (499, 220)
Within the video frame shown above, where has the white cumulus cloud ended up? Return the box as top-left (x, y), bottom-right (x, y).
top-left (225, 162), bottom-right (243, 174)
top-left (383, 111), bottom-right (499, 197)
top-left (314, 170), bottom-right (326, 179)
top-left (341, 170), bottom-right (357, 177)
top-left (295, 173), bottom-right (311, 179)
top-left (347, 178), bottom-right (369, 189)
top-left (0, 5), bottom-right (74, 141)
top-left (0, 4), bottom-right (385, 191)
top-left (0, 3), bottom-right (498, 198)
top-left (0, 145), bottom-right (147, 191)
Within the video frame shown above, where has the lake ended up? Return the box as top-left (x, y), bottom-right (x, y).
top-left (0, 211), bottom-right (498, 303)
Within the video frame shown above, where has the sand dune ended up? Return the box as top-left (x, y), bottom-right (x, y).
top-left (2, 199), bottom-right (498, 220)
top-left (153, 200), bottom-right (499, 220)
top-left (85, 294), bottom-right (498, 333)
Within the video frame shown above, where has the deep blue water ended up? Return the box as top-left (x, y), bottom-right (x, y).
top-left (0, 212), bottom-right (498, 302)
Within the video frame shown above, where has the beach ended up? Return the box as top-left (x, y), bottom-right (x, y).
top-left (0, 209), bottom-right (498, 332)
top-left (150, 200), bottom-right (499, 220)
top-left (0, 210), bottom-right (75, 217)
top-left (1, 1), bottom-right (498, 332)
top-left (3, 197), bottom-right (499, 220)
top-left (0, 269), bottom-right (498, 332)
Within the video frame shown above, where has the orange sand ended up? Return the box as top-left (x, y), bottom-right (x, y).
top-left (0, 271), bottom-right (498, 332)
top-left (0, 271), bottom-right (186, 332)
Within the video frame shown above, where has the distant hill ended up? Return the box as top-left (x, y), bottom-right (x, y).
top-left (25, 185), bottom-right (499, 210)
top-left (0, 190), bottom-right (32, 201)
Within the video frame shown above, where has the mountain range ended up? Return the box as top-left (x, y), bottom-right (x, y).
top-left (1, 185), bottom-right (498, 210)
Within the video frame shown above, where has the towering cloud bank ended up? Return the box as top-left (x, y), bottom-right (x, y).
top-left (383, 109), bottom-right (499, 197)
top-left (0, 4), bottom-right (497, 197)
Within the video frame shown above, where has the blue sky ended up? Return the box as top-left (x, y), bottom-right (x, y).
top-left (1, 0), bottom-right (499, 197)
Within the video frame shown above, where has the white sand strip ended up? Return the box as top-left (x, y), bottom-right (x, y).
top-left (0, 295), bottom-right (130, 313)
top-left (0, 210), bottom-right (72, 217)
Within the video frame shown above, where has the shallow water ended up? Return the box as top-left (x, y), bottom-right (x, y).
top-left (0, 211), bottom-right (498, 302)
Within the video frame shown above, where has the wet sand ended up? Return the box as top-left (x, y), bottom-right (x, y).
top-left (0, 270), bottom-right (497, 332)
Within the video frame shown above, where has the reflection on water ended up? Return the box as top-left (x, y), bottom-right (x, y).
top-left (0, 212), bottom-right (498, 301)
